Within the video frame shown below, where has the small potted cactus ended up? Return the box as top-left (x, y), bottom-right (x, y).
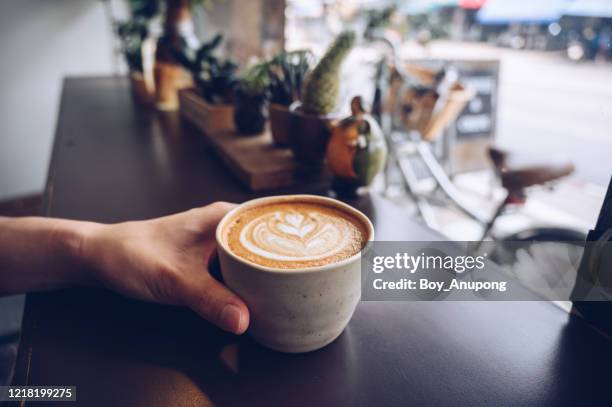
top-left (288, 30), bottom-right (356, 166)
top-left (234, 61), bottom-right (270, 135)
top-left (267, 50), bottom-right (314, 146)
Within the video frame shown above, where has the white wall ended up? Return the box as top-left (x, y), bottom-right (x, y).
top-left (0, 0), bottom-right (115, 200)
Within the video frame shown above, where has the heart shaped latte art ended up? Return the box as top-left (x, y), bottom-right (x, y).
top-left (239, 210), bottom-right (351, 261)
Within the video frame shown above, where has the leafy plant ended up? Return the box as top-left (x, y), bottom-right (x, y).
top-left (116, 19), bottom-right (149, 72)
top-left (126, 0), bottom-right (216, 19)
top-left (234, 61), bottom-right (270, 134)
top-left (301, 30), bottom-right (356, 115)
top-left (171, 34), bottom-right (238, 104)
top-left (113, 0), bottom-right (160, 72)
top-left (237, 61), bottom-right (271, 97)
top-left (127, 0), bottom-right (161, 20)
top-left (268, 50), bottom-right (314, 106)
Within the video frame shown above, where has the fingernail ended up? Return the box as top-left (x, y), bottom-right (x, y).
top-left (220, 304), bottom-right (242, 333)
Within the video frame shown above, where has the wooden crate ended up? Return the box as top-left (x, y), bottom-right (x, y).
top-left (179, 89), bottom-right (331, 191)
top-left (179, 89), bottom-right (235, 135)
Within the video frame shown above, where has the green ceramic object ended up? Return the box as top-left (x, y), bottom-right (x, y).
top-left (326, 96), bottom-right (387, 195)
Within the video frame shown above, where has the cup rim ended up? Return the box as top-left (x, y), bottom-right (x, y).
top-left (215, 194), bottom-right (374, 274)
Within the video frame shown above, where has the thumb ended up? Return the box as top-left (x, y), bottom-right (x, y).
top-left (184, 272), bottom-right (250, 334)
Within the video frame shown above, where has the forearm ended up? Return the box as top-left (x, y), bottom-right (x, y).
top-left (0, 203), bottom-right (249, 333)
top-left (0, 216), bottom-right (102, 295)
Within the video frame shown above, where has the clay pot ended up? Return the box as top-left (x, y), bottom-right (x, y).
top-left (153, 0), bottom-right (195, 111)
top-left (269, 104), bottom-right (292, 146)
top-left (288, 104), bottom-right (334, 167)
top-left (153, 61), bottom-right (193, 111)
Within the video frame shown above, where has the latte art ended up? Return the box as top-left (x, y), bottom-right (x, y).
top-left (241, 210), bottom-right (351, 261)
top-left (223, 201), bottom-right (368, 269)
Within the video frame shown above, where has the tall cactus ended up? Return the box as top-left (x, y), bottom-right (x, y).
top-left (301, 30), bottom-right (356, 115)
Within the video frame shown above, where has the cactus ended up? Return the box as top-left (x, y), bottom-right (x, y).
top-left (301, 30), bottom-right (356, 115)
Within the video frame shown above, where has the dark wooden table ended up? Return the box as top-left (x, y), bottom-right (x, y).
top-left (12, 77), bottom-right (611, 406)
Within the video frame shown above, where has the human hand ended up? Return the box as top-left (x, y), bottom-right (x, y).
top-left (81, 202), bottom-right (249, 334)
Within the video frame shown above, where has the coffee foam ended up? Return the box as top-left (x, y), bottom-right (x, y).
top-left (223, 201), bottom-right (368, 269)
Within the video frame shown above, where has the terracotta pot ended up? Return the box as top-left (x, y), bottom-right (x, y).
top-left (153, 0), bottom-right (194, 111)
top-left (288, 105), bottom-right (334, 166)
top-left (178, 89), bottom-right (235, 135)
top-left (154, 61), bottom-right (193, 111)
top-left (269, 104), bottom-right (292, 147)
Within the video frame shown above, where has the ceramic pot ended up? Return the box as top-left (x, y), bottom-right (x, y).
top-left (326, 96), bottom-right (387, 196)
top-left (234, 89), bottom-right (268, 135)
top-left (288, 104), bottom-right (334, 167)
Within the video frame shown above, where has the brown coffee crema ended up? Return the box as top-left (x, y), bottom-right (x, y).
top-left (223, 201), bottom-right (368, 269)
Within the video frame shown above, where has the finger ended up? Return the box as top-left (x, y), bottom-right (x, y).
top-left (184, 272), bottom-right (249, 334)
top-left (195, 201), bottom-right (236, 232)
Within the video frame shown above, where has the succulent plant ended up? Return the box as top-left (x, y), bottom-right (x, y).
top-left (301, 30), bottom-right (356, 116)
top-left (268, 50), bottom-right (315, 106)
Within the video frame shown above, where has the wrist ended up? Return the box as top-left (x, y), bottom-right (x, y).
top-left (64, 220), bottom-right (106, 286)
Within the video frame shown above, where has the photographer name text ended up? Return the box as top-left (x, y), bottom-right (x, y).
top-left (369, 252), bottom-right (508, 293)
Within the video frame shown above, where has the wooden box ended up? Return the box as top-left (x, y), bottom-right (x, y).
top-left (179, 89), bottom-right (235, 135)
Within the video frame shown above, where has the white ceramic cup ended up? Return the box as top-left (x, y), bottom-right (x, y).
top-left (215, 194), bottom-right (374, 353)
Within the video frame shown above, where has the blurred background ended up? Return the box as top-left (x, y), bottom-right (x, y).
top-left (0, 0), bottom-right (610, 238)
top-left (282, 0), bottom-right (612, 241)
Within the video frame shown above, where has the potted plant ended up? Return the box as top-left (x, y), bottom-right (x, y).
top-left (289, 30), bottom-right (356, 166)
top-left (114, 0), bottom-right (159, 105)
top-left (153, 0), bottom-right (212, 111)
top-left (267, 50), bottom-right (314, 146)
top-left (176, 34), bottom-right (239, 134)
top-left (117, 19), bottom-right (154, 105)
top-left (234, 61), bottom-right (270, 135)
